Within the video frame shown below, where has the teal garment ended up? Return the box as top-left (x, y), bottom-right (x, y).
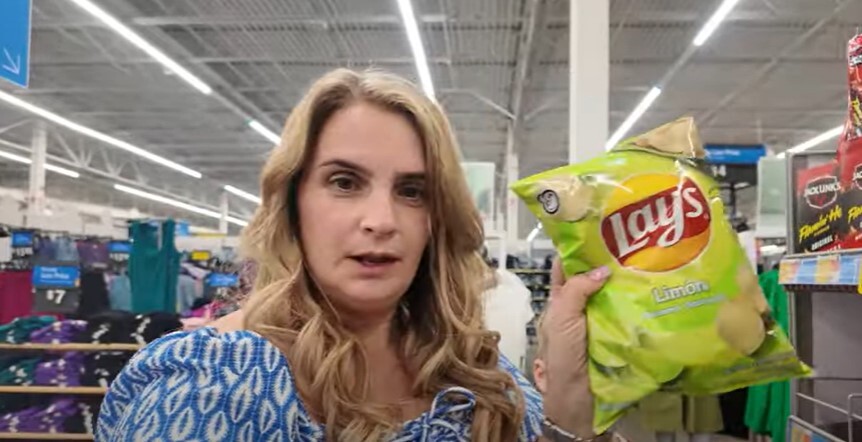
top-left (109, 274), bottom-right (133, 311)
top-left (129, 220), bottom-right (181, 314)
top-left (744, 270), bottom-right (790, 442)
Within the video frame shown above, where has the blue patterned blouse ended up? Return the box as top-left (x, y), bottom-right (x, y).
top-left (96, 327), bottom-right (544, 441)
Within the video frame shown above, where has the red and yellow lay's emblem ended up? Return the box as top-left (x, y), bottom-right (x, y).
top-left (600, 174), bottom-right (711, 272)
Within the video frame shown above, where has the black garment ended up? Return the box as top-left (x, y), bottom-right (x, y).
top-left (718, 389), bottom-right (748, 438)
top-left (76, 270), bottom-right (110, 318)
top-left (130, 312), bottom-right (181, 344)
top-left (72, 311), bottom-right (136, 344)
top-left (63, 399), bottom-right (101, 435)
top-left (82, 352), bottom-right (132, 387)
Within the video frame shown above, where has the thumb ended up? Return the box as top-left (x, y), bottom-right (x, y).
top-left (550, 258), bottom-right (609, 316)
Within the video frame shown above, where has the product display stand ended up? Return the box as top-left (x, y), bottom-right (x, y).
top-left (0, 343), bottom-right (140, 440)
top-left (780, 151), bottom-right (862, 441)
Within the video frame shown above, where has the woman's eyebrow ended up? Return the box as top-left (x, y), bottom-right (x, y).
top-left (319, 159), bottom-right (426, 181)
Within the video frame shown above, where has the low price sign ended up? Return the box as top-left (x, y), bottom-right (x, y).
top-left (10, 230), bottom-right (34, 268)
top-left (204, 272), bottom-right (238, 300)
top-left (108, 241), bottom-right (131, 264)
top-left (31, 265), bottom-right (81, 313)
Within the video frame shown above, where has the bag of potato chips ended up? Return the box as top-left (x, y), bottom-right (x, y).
top-left (512, 117), bottom-right (811, 433)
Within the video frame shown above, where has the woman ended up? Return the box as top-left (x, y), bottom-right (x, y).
top-left (96, 69), bottom-right (608, 441)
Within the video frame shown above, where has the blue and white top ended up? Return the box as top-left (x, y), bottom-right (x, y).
top-left (96, 327), bottom-right (544, 441)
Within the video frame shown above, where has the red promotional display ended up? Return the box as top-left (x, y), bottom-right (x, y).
top-left (837, 32), bottom-right (862, 248)
top-left (795, 162), bottom-right (842, 253)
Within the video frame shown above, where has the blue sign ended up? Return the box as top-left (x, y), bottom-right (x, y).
top-left (206, 273), bottom-right (238, 288)
top-left (175, 221), bottom-right (191, 237)
top-left (108, 241), bottom-right (132, 254)
top-left (704, 144), bottom-right (766, 165)
top-left (0, 0), bottom-right (31, 88)
top-left (11, 230), bottom-right (33, 247)
top-left (32, 265), bottom-right (80, 289)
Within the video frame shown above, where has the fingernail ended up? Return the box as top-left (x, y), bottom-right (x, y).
top-left (589, 266), bottom-right (610, 281)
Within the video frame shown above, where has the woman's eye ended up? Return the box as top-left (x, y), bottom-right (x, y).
top-left (330, 175), bottom-right (357, 192)
top-left (399, 185), bottom-right (425, 201)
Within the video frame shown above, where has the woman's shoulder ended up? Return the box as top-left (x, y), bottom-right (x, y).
top-left (497, 355), bottom-right (544, 440)
top-left (97, 326), bottom-right (321, 441)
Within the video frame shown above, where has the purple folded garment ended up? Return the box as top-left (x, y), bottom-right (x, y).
top-left (34, 354), bottom-right (84, 386)
top-left (4, 398), bottom-right (77, 432)
top-left (29, 320), bottom-right (88, 344)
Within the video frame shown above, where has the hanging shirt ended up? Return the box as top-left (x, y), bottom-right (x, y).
top-left (482, 268), bottom-right (534, 371)
top-left (108, 274), bottom-right (132, 312)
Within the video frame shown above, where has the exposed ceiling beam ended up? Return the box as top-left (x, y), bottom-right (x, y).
top-left (697, 0), bottom-right (853, 126)
top-left (506, 0), bottom-right (547, 157)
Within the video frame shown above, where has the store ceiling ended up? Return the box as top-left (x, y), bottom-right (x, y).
top-left (0, 0), bottom-right (859, 234)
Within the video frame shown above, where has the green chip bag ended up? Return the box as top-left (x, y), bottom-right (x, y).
top-left (512, 117), bottom-right (811, 433)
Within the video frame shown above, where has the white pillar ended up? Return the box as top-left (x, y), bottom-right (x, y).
top-left (26, 121), bottom-right (47, 224)
top-left (219, 190), bottom-right (229, 234)
top-left (569, 0), bottom-right (609, 163)
top-left (505, 151), bottom-right (519, 246)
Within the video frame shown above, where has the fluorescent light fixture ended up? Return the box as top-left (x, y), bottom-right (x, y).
top-left (777, 124), bottom-right (844, 159)
top-left (396, 0), bottom-right (435, 99)
top-left (0, 89), bottom-right (201, 178)
top-left (224, 185), bottom-right (262, 205)
top-left (248, 120), bottom-right (280, 144)
top-left (0, 149), bottom-right (80, 178)
top-left (526, 223), bottom-right (543, 242)
top-left (605, 86), bottom-right (662, 150)
top-left (114, 184), bottom-right (248, 227)
top-left (68, 0), bottom-right (212, 95)
top-left (693, 0), bottom-right (742, 47)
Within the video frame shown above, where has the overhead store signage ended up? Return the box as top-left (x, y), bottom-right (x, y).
top-left (704, 144), bottom-right (766, 184)
top-left (704, 144), bottom-right (766, 164)
top-left (0, 0), bottom-right (31, 88)
top-left (31, 265), bottom-right (81, 313)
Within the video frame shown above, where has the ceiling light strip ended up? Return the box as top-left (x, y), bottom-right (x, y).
top-left (605, 87), bottom-right (662, 150)
top-left (114, 184), bottom-right (248, 227)
top-left (397, 0), bottom-right (435, 99)
top-left (224, 185), bottom-right (262, 205)
top-left (68, 0), bottom-right (212, 95)
top-left (0, 90), bottom-right (202, 178)
top-left (248, 120), bottom-right (280, 144)
top-left (693, 0), bottom-right (743, 47)
top-left (776, 124), bottom-right (844, 159)
top-left (0, 149), bottom-right (80, 178)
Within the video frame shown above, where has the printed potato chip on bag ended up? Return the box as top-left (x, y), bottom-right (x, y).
top-left (512, 117), bottom-right (811, 433)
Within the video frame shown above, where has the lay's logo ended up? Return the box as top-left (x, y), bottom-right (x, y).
top-left (600, 174), bottom-right (711, 272)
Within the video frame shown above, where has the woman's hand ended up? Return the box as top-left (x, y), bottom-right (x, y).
top-left (541, 258), bottom-right (610, 438)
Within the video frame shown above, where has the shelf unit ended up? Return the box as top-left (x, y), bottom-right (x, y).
top-left (780, 151), bottom-right (862, 441)
top-left (0, 386), bottom-right (107, 394)
top-left (0, 343), bottom-right (141, 352)
top-left (0, 432), bottom-right (93, 440)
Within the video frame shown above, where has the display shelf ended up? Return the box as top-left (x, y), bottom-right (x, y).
top-left (779, 249), bottom-right (862, 292)
top-left (0, 432), bottom-right (93, 440)
top-left (0, 386), bottom-right (107, 394)
top-left (0, 343), bottom-right (141, 351)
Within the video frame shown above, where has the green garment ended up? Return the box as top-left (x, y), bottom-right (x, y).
top-left (129, 220), bottom-right (180, 314)
top-left (744, 269), bottom-right (790, 442)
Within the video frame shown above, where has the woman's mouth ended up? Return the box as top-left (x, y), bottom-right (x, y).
top-left (350, 253), bottom-right (400, 268)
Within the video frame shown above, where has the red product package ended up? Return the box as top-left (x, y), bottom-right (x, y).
top-left (837, 32), bottom-right (862, 248)
top-left (796, 162), bottom-right (842, 253)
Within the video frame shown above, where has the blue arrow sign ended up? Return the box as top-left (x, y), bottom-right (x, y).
top-left (0, 0), bottom-right (31, 88)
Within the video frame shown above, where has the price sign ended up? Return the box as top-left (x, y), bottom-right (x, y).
top-left (31, 265), bottom-right (81, 313)
top-left (10, 230), bottom-right (34, 268)
top-left (190, 250), bottom-right (211, 263)
top-left (204, 272), bottom-right (238, 300)
top-left (108, 241), bottom-right (131, 264)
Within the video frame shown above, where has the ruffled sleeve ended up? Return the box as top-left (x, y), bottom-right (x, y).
top-left (96, 328), bottom-right (321, 442)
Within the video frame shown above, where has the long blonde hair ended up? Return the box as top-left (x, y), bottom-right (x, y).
top-left (240, 69), bottom-right (525, 440)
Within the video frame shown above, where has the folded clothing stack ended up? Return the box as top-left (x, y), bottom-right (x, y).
top-left (0, 397), bottom-right (79, 433)
top-left (0, 358), bottom-right (40, 386)
top-left (0, 316), bottom-right (57, 344)
top-left (34, 353), bottom-right (84, 387)
top-left (130, 312), bottom-right (182, 344)
top-left (82, 352), bottom-right (132, 388)
top-left (29, 320), bottom-right (88, 344)
top-left (72, 311), bottom-right (136, 344)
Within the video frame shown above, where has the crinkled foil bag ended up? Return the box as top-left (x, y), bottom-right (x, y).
top-left (512, 117), bottom-right (811, 432)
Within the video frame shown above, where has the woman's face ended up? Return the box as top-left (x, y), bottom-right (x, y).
top-left (297, 102), bottom-right (430, 316)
